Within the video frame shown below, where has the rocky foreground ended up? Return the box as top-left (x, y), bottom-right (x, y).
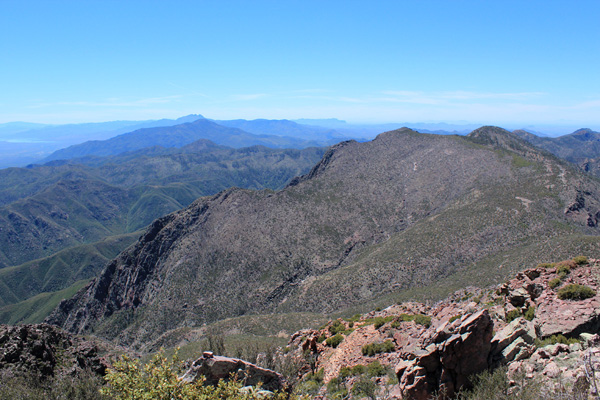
top-left (282, 256), bottom-right (600, 399)
top-left (2, 256), bottom-right (600, 399)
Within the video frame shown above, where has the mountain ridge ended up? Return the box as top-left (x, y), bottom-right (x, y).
top-left (46, 126), bottom-right (600, 349)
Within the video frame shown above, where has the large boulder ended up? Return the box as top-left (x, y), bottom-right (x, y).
top-left (396, 309), bottom-right (493, 399)
top-left (489, 317), bottom-right (536, 366)
top-left (180, 352), bottom-right (288, 392)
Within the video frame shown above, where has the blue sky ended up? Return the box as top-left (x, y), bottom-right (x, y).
top-left (1, 0), bottom-right (599, 126)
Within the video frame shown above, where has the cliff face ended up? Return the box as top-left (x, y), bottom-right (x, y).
top-left (47, 127), bottom-right (600, 348)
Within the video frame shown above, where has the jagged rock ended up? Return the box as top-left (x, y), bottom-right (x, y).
top-left (490, 317), bottom-right (536, 365)
top-left (180, 353), bottom-right (288, 392)
top-left (396, 310), bottom-right (493, 399)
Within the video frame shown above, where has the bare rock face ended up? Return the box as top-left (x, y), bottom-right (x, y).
top-left (396, 309), bottom-right (493, 399)
top-left (0, 324), bottom-right (111, 379)
top-left (180, 352), bottom-right (288, 392)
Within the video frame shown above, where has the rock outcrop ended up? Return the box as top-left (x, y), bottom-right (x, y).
top-left (180, 351), bottom-right (288, 392)
top-left (281, 257), bottom-right (600, 399)
top-left (0, 323), bottom-right (114, 379)
top-left (396, 310), bottom-right (493, 399)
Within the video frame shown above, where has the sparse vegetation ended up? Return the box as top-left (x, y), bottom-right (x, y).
top-left (524, 306), bottom-right (535, 321)
top-left (557, 284), bottom-right (596, 300)
top-left (361, 340), bottom-right (395, 356)
top-left (329, 320), bottom-right (346, 335)
top-left (506, 309), bottom-right (521, 323)
top-left (366, 360), bottom-right (386, 377)
top-left (326, 334), bottom-right (344, 348)
top-left (537, 262), bottom-right (555, 269)
top-left (399, 313), bottom-right (432, 327)
top-left (549, 278), bottom-right (561, 289)
top-left (535, 334), bottom-right (581, 347)
top-left (573, 256), bottom-right (589, 265)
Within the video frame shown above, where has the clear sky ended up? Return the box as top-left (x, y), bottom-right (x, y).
top-left (1, 0), bottom-right (599, 126)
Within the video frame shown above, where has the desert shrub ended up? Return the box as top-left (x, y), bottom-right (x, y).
top-left (549, 278), bottom-right (561, 289)
top-left (414, 314), bottom-right (432, 327)
top-left (573, 256), bottom-right (589, 265)
top-left (329, 320), bottom-right (345, 335)
top-left (524, 306), bottom-right (535, 321)
top-left (351, 364), bottom-right (366, 375)
top-left (361, 340), bottom-right (395, 356)
top-left (348, 321), bottom-right (354, 328)
top-left (390, 320), bottom-right (400, 329)
top-left (351, 376), bottom-right (378, 400)
top-left (326, 334), bottom-right (344, 348)
top-left (557, 259), bottom-right (577, 275)
top-left (317, 334), bottom-right (326, 343)
top-left (346, 314), bottom-right (361, 322)
top-left (456, 367), bottom-right (543, 399)
top-left (557, 284), bottom-right (596, 300)
top-left (535, 334), bottom-right (580, 347)
top-left (536, 262), bottom-right (555, 269)
top-left (338, 366), bottom-right (352, 380)
top-left (326, 377), bottom-right (348, 399)
top-left (366, 360), bottom-right (386, 377)
top-left (399, 313), bottom-right (432, 327)
top-left (373, 317), bottom-right (386, 329)
top-left (505, 309), bottom-right (521, 323)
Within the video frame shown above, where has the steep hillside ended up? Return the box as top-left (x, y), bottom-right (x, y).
top-left (0, 144), bottom-right (325, 268)
top-left (47, 127), bottom-right (600, 348)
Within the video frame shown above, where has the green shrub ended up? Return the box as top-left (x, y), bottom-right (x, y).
top-left (329, 320), bottom-right (346, 335)
top-left (505, 309), bottom-right (521, 322)
top-left (555, 260), bottom-right (576, 279)
top-left (548, 278), bottom-right (561, 289)
top-left (536, 262), bottom-right (555, 269)
top-left (339, 366), bottom-right (352, 379)
top-left (326, 334), bottom-right (344, 348)
top-left (104, 350), bottom-right (293, 400)
top-left (326, 377), bottom-right (348, 399)
top-left (366, 360), bottom-right (386, 377)
top-left (524, 306), bottom-right (535, 321)
top-left (317, 334), bottom-right (327, 343)
top-left (557, 284), bottom-right (596, 300)
top-left (390, 320), bottom-right (400, 329)
top-left (535, 334), bottom-right (580, 347)
top-left (449, 314), bottom-right (462, 323)
top-left (573, 256), bottom-right (589, 265)
top-left (373, 317), bottom-right (386, 329)
top-left (361, 340), bottom-right (395, 356)
top-left (399, 313), bottom-right (432, 327)
top-left (351, 376), bottom-right (378, 400)
top-left (351, 365), bottom-right (366, 375)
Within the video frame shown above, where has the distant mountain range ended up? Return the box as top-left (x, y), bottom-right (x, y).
top-left (0, 115), bottom-right (204, 168)
top-left (40, 118), bottom-right (336, 163)
top-left (47, 126), bottom-right (600, 350)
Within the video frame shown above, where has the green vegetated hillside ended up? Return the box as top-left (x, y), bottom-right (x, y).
top-left (47, 126), bottom-right (600, 350)
top-left (0, 143), bottom-right (326, 268)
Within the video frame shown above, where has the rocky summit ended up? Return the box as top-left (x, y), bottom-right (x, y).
top-left (47, 127), bottom-right (600, 349)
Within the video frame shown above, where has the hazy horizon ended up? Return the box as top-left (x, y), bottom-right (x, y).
top-left (1, 1), bottom-right (599, 127)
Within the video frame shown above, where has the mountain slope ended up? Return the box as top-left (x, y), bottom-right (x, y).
top-left (0, 144), bottom-right (325, 268)
top-left (47, 127), bottom-right (600, 348)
